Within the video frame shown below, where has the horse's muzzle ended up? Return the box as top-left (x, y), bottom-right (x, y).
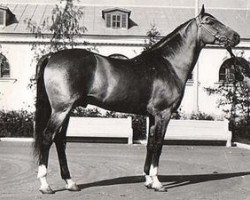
top-left (230, 33), bottom-right (240, 47)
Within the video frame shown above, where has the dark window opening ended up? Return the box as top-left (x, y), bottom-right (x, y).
top-left (0, 54), bottom-right (10, 78)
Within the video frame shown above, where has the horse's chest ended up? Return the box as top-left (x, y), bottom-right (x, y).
top-left (148, 79), bottom-right (182, 111)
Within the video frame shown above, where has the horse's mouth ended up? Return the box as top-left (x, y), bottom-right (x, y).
top-left (216, 38), bottom-right (238, 48)
top-left (216, 33), bottom-right (240, 47)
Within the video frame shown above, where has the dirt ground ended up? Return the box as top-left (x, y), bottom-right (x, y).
top-left (0, 142), bottom-right (250, 200)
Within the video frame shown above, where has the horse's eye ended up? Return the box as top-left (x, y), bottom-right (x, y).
top-left (206, 20), bottom-right (215, 25)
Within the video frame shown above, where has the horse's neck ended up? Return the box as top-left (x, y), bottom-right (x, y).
top-left (161, 20), bottom-right (202, 84)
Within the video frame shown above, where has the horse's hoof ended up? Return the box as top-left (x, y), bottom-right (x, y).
top-left (154, 186), bottom-right (167, 192)
top-left (39, 186), bottom-right (55, 194)
top-left (66, 183), bottom-right (80, 192)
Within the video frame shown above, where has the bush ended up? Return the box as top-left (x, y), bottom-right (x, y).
top-left (189, 111), bottom-right (215, 120)
top-left (71, 107), bottom-right (102, 117)
top-left (131, 115), bottom-right (147, 141)
top-left (0, 110), bottom-right (34, 137)
top-left (230, 118), bottom-right (250, 144)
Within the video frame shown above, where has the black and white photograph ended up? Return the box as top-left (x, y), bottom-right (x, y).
top-left (0, 0), bottom-right (250, 199)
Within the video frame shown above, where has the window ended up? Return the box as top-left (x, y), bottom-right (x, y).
top-left (102, 8), bottom-right (131, 29)
top-left (219, 58), bottom-right (243, 82)
top-left (112, 14), bottom-right (121, 28)
top-left (106, 13), bottom-right (125, 29)
top-left (0, 6), bottom-right (17, 27)
top-left (219, 66), bottom-right (234, 82)
top-left (0, 54), bottom-right (10, 78)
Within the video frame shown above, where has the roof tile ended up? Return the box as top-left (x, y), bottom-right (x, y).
top-left (0, 3), bottom-right (249, 39)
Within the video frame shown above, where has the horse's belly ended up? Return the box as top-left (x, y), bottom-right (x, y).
top-left (86, 94), bottom-right (149, 115)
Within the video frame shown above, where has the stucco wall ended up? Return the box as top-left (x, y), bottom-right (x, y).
top-left (0, 37), bottom-right (249, 116)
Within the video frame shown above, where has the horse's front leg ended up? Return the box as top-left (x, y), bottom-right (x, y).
top-left (144, 109), bottom-right (171, 192)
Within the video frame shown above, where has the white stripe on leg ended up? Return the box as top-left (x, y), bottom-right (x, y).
top-left (37, 165), bottom-right (51, 192)
top-left (149, 165), bottom-right (163, 189)
top-left (37, 164), bottom-right (47, 179)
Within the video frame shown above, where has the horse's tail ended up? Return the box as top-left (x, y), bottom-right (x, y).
top-left (33, 54), bottom-right (51, 162)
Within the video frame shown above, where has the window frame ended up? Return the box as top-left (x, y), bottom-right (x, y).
top-left (219, 65), bottom-right (235, 83)
top-left (104, 11), bottom-right (128, 29)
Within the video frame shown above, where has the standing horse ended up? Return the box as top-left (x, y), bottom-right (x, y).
top-left (34, 6), bottom-right (240, 194)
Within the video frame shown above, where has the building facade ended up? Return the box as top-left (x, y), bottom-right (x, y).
top-left (0, 0), bottom-right (249, 116)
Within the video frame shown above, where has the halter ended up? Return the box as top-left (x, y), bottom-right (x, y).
top-left (196, 17), bottom-right (232, 46)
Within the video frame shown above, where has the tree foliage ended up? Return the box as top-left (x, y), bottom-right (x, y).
top-left (25, 0), bottom-right (87, 63)
top-left (205, 81), bottom-right (250, 122)
top-left (144, 24), bottom-right (161, 50)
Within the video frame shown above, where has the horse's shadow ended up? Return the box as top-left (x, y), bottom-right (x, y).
top-left (54, 171), bottom-right (250, 193)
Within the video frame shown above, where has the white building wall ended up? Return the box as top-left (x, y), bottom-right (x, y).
top-left (198, 47), bottom-right (250, 115)
top-left (0, 43), bottom-right (36, 111)
top-left (0, 36), bottom-right (249, 117)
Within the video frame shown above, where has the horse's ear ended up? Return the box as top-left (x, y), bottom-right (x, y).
top-left (199, 4), bottom-right (205, 16)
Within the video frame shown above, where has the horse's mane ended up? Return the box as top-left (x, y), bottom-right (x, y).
top-left (143, 18), bottom-right (194, 54)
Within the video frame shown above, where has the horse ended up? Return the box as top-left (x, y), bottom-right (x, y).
top-left (34, 6), bottom-right (240, 194)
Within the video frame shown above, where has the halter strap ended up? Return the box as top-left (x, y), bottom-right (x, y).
top-left (196, 17), bottom-right (231, 45)
top-left (227, 47), bottom-right (244, 81)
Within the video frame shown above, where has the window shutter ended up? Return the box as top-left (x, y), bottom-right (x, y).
top-left (106, 13), bottom-right (111, 27)
top-left (122, 14), bottom-right (127, 28)
top-left (0, 10), bottom-right (5, 26)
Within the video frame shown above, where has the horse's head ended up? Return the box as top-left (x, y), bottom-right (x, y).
top-left (196, 5), bottom-right (240, 47)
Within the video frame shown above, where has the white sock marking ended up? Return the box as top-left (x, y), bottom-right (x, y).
top-left (37, 165), bottom-right (47, 179)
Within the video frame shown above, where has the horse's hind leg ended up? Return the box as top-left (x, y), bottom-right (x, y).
top-left (54, 115), bottom-right (80, 191)
top-left (37, 107), bottom-right (72, 194)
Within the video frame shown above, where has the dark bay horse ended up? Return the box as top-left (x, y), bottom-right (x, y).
top-left (34, 6), bottom-right (240, 194)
